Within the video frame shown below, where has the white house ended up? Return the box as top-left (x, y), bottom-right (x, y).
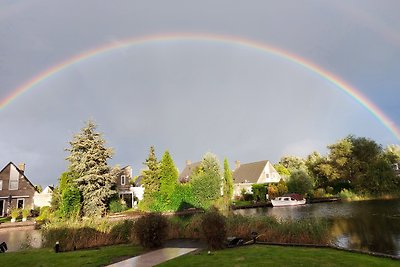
top-left (33, 185), bottom-right (54, 208)
top-left (232, 160), bottom-right (281, 197)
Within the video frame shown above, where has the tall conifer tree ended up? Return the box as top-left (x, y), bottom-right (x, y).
top-left (159, 150), bottom-right (178, 200)
top-left (66, 121), bottom-right (116, 217)
top-left (142, 146), bottom-right (161, 197)
top-left (223, 158), bottom-right (233, 201)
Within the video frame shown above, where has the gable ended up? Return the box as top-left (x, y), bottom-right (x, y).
top-left (0, 162), bottom-right (38, 193)
top-left (232, 160), bottom-right (268, 184)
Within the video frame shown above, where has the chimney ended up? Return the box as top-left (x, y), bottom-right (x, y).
top-left (18, 163), bottom-right (26, 173)
top-left (235, 160), bottom-right (241, 170)
top-left (186, 160), bottom-right (192, 166)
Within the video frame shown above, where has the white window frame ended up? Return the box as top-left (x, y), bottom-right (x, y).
top-left (121, 175), bottom-right (126, 186)
top-left (17, 198), bottom-right (25, 209)
top-left (0, 180), bottom-right (2, 190)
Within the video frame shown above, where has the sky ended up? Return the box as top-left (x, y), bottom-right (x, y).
top-left (0, 0), bottom-right (399, 187)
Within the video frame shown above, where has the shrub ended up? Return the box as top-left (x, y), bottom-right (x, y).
top-left (134, 213), bottom-right (168, 249)
top-left (201, 210), bottom-right (227, 249)
top-left (339, 189), bottom-right (360, 200)
top-left (36, 206), bottom-right (51, 222)
top-left (251, 184), bottom-right (267, 201)
top-left (109, 199), bottom-right (128, 213)
top-left (314, 188), bottom-right (326, 198)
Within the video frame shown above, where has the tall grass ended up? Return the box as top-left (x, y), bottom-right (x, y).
top-left (42, 213), bottom-right (330, 252)
top-left (42, 218), bottom-right (136, 251)
top-left (168, 214), bottom-right (330, 245)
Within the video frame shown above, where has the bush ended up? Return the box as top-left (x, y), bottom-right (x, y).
top-left (339, 189), bottom-right (360, 200)
top-left (314, 188), bottom-right (326, 198)
top-left (134, 213), bottom-right (168, 249)
top-left (251, 184), bottom-right (267, 201)
top-left (109, 199), bottom-right (128, 213)
top-left (201, 210), bottom-right (227, 249)
top-left (36, 206), bottom-right (51, 222)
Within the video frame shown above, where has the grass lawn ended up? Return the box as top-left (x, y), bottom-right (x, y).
top-left (0, 244), bottom-right (142, 267)
top-left (158, 245), bottom-right (400, 267)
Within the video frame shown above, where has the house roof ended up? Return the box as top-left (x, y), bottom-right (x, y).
top-left (232, 160), bottom-right (269, 184)
top-left (178, 161), bottom-right (201, 183)
top-left (0, 162), bottom-right (38, 193)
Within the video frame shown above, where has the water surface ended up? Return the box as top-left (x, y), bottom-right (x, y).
top-left (235, 198), bottom-right (400, 256)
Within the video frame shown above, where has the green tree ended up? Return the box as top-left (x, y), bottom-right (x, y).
top-left (190, 152), bottom-right (222, 209)
top-left (60, 185), bottom-right (81, 217)
top-left (66, 121), bottom-right (116, 217)
top-left (305, 151), bottom-right (329, 188)
top-left (223, 158), bottom-right (233, 201)
top-left (141, 146), bottom-right (161, 198)
top-left (273, 163), bottom-right (291, 178)
top-left (384, 144), bottom-right (400, 162)
top-left (277, 178), bottom-right (288, 196)
top-left (58, 171), bottom-right (80, 218)
top-left (287, 170), bottom-right (314, 195)
top-left (279, 156), bottom-right (306, 172)
top-left (159, 150), bottom-right (178, 201)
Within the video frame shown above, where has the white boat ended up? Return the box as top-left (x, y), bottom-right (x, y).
top-left (271, 194), bottom-right (306, 207)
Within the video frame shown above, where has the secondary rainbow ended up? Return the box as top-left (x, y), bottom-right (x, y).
top-left (1, 32), bottom-right (399, 140)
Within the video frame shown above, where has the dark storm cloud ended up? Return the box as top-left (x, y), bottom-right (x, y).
top-left (0, 0), bottom-right (399, 186)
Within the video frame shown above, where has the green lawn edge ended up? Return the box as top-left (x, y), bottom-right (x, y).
top-left (158, 245), bottom-right (400, 267)
top-left (0, 244), bottom-right (142, 267)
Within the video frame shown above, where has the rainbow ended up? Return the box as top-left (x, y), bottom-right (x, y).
top-left (1, 32), bottom-right (399, 140)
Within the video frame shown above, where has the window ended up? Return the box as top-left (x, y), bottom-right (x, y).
top-left (17, 198), bottom-right (24, 209)
top-left (121, 175), bottom-right (126, 185)
top-left (0, 180), bottom-right (2, 190)
top-left (9, 165), bottom-right (19, 190)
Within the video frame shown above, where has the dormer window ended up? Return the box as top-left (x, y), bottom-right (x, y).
top-left (121, 175), bottom-right (126, 186)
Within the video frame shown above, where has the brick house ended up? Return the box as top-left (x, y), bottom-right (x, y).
top-left (0, 162), bottom-right (38, 217)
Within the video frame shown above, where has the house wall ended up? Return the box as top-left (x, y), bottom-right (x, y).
top-left (233, 183), bottom-right (253, 197)
top-left (0, 164), bottom-right (36, 215)
top-left (33, 192), bottom-right (52, 207)
top-left (116, 167), bottom-right (132, 192)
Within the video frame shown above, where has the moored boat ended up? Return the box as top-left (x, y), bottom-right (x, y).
top-left (271, 193), bottom-right (306, 207)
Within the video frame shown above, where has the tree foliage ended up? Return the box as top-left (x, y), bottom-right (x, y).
top-left (159, 150), bottom-right (178, 201)
top-left (66, 121), bottom-right (116, 217)
top-left (279, 156), bottom-right (307, 172)
top-left (141, 146), bottom-right (160, 198)
top-left (190, 152), bottom-right (222, 209)
top-left (223, 158), bottom-right (233, 201)
top-left (287, 170), bottom-right (314, 195)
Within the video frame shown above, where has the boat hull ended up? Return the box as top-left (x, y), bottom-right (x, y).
top-left (271, 198), bottom-right (306, 207)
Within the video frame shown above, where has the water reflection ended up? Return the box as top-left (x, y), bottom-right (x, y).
top-left (234, 198), bottom-right (400, 256)
top-left (0, 227), bottom-right (42, 252)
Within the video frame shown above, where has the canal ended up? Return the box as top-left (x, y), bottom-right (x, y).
top-left (234, 198), bottom-right (400, 256)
